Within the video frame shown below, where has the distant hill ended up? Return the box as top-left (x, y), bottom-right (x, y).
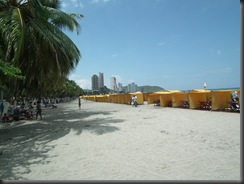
top-left (137, 85), bottom-right (165, 92)
top-left (83, 85), bottom-right (166, 94)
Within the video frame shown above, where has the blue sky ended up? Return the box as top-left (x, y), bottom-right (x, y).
top-left (61, 0), bottom-right (240, 91)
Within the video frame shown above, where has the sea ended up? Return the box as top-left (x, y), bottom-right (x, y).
top-left (181, 87), bottom-right (240, 92)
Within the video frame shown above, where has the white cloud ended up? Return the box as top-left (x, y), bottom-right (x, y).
top-left (158, 41), bottom-right (165, 46)
top-left (75, 79), bottom-right (91, 89)
top-left (68, 74), bottom-right (91, 89)
top-left (61, 2), bottom-right (68, 8)
top-left (61, 0), bottom-right (84, 9)
top-left (90, 0), bottom-right (111, 4)
top-left (197, 67), bottom-right (233, 76)
top-left (71, 0), bottom-right (85, 8)
top-left (223, 67), bottom-right (233, 73)
top-left (216, 50), bottom-right (222, 56)
top-left (128, 79), bottom-right (135, 84)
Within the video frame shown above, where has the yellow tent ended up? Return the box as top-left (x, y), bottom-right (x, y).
top-left (99, 95), bottom-right (110, 102)
top-left (109, 94), bottom-right (119, 103)
top-left (106, 93), bottom-right (135, 105)
top-left (171, 91), bottom-right (189, 108)
top-left (147, 91), bottom-right (165, 105)
top-left (188, 89), bottom-right (211, 109)
top-left (115, 93), bottom-right (131, 104)
top-left (159, 90), bottom-right (181, 107)
top-left (143, 92), bottom-right (154, 101)
top-left (129, 92), bottom-right (144, 105)
top-left (147, 90), bottom-right (180, 106)
top-left (211, 89), bottom-right (240, 111)
top-left (122, 93), bottom-right (132, 104)
top-left (94, 95), bottom-right (102, 102)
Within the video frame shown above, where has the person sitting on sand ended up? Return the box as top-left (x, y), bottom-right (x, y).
top-left (51, 102), bottom-right (57, 109)
top-left (13, 107), bottom-right (20, 121)
top-left (2, 113), bottom-right (10, 123)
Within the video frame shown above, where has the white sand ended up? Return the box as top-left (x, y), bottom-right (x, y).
top-left (0, 99), bottom-right (240, 180)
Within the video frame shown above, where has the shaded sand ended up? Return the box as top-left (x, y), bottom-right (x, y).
top-left (0, 99), bottom-right (240, 180)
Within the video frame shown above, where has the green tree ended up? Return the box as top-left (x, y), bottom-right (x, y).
top-left (0, 0), bottom-right (83, 97)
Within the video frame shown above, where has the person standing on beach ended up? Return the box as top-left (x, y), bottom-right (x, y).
top-left (0, 101), bottom-right (4, 115)
top-left (131, 95), bottom-right (138, 107)
top-left (36, 101), bottom-right (42, 120)
top-left (78, 98), bottom-right (81, 110)
top-left (134, 95), bottom-right (138, 107)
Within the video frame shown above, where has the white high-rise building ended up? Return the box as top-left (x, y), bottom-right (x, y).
top-left (99, 72), bottom-right (104, 89)
top-left (110, 76), bottom-right (117, 92)
top-left (131, 82), bottom-right (137, 92)
top-left (91, 74), bottom-right (99, 91)
top-left (118, 83), bottom-right (123, 92)
top-left (127, 82), bottom-right (137, 92)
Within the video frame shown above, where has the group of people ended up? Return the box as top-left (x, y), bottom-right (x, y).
top-left (1, 96), bottom-right (79, 123)
top-left (129, 95), bottom-right (138, 107)
top-left (1, 100), bottom-right (42, 123)
top-left (230, 91), bottom-right (240, 110)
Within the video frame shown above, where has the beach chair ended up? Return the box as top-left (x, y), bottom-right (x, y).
top-left (154, 100), bottom-right (160, 106)
top-left (181, 100), bottom-right (189, 108)
top-left (225, 100), bottom-right (240, 112)
top-left (168, 101), bottom-right (172, 107)
top-left (199, 100), bottom-right (211, 110)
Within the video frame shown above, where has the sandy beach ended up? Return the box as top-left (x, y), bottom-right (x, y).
top-left (0, 99), bottom-right (241, 181)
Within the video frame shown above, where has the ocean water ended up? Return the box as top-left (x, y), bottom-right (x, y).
top-left (181, 87), bottom-right (240, 92)
top-left (208, 87), bottom-right (240, 91)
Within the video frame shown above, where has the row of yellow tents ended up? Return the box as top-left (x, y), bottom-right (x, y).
top-left (80, 89), bottom-right (240, 111)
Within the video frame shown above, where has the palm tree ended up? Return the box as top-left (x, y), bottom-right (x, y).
top-left (0, 0), bottom-right (83, 97)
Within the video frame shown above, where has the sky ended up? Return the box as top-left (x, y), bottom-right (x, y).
top-left (60, 0), bottom-right (240, 91)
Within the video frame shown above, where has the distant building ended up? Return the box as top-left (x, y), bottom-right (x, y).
top-left (92, 72), bottom-right (104, 92)
top-left (99, 72), bottom-right (104, 89)
top-left (127, 84), bottom-right (131, 93)
top-left (131, 82), bottom-right (137, 92)
top-left (91, 74), bottom-right (99, 91)
top-left (118, 83), bottom-right (123, 92)
top-left (127, 82), bottom-right (137, 92)
top-left (110, 76), bottom-right (117, 92)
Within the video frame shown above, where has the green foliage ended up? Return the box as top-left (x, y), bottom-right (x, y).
top-left (99, 86), bottom-right (110, 94)
top-left (53, 78), bottom-right (83, 97)
top-left (137, 85), bottom-right (165, 92)
top-left (0, 60), bottom-right (25, 79)
top-left (0, 0), bottom-right (83, 97)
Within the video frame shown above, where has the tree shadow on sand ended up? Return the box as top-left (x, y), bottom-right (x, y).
top-left (0, 104), bottom-right (124, 180)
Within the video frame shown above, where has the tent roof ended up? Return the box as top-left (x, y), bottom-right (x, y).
top-left (129, 91), bottom-right (143, 95)
top-left (149, 90), bottom-right (182, 96)
top-left (211, 89), bottom-right (240, 93)
top-left (189, 89), bottom-right (211, 93)
top-left (167, 90), bottom-right (182, 93)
